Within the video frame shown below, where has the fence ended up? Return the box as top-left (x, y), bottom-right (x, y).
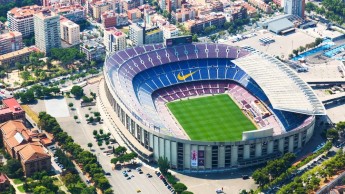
top-left (316, 171), bottom-right (345, 194)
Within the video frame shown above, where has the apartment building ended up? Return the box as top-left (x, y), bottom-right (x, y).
top-left (60, 17), bottom-right (80, 45)
top-left (161, 24), bottom-right (179, 39)
top-left (52, 4), bottom-right (86, 22)
top-left (80, 40), bottom-right (105, 61)
top-left (7, 5), bottom-right (43, 37)
top-left (129, 23), bottom-right (144, 46)
top-left (184, 13), bottom-right (226, 34)
top-left (116, 13), bottom-right (129, 26)
top-left (102, 10), bottom-right (117, 28)
top-left (248, 0), bottom-right (273, 13)
top-left (127, 8), bottom-right (141, 22)
top-left (34, 10), bottom-right (61, 54)
top-left (0, 31), bottom-right (23, 55)
top-left (284, 0), bottom-right (305, 18)
top-left (91, 0), bottom-right (113, 21)
top-left (0, 47), bottom-right (36, 67)
top-left (104, 27), bottom-right (126, 53)
top-left (122, 0), bottom-right (142, 12)
top-left (173, 6), bottom-right (196, 22)
top-left (145, 26), bottom-right (164, 44)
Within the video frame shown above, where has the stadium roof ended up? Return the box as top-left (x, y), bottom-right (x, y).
top-left (233, 52), bottom-right (326, 115)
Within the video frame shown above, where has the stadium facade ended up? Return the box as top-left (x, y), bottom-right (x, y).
top-left (102, 43), bottom-right (326, 171)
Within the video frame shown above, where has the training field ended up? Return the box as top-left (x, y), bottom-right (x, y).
top-left (167, 94), bottom-right (256, 141)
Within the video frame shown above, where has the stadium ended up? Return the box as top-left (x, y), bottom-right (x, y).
top-left (102, 40), bottom-right (326, 171)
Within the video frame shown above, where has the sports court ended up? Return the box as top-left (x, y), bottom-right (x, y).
top-left (167, 94), bottom-right (256, 141)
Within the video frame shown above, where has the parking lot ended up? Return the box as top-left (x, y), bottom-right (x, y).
top-left (227, 29), bottom-right (318, 60)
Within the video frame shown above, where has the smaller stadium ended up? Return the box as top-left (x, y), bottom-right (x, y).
top-left (101, 37), bottom-right (325, 171)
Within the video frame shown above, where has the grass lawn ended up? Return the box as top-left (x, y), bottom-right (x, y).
top-left (17, 185), bottom-right (25, 192)
top-left (13, 178), bottom-right (24, 185)
top-left (21, 105), bottom-right (39, 123)
top-left (167, 94), bottom-right (256, 141)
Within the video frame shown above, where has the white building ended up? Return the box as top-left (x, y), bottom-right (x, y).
top-left (161, 24), bottom-right (179, 40)
top-left (104, 27), bottom-right (126, 53)
top-left (129, 23), bottom-right (144, 46)
top-left (60, 17), bottom-right (80, 46)
top-left (7, 5), bottom-right (43, 37)
top-left (34, 10), bottom-right (61, 53)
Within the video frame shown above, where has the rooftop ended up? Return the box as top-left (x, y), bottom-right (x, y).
top-left (233, 52), bottom-right (326, 115)
top-left (3, 98), bottom-right (24, 113)
top-left (102, 10), bottom-right (116, 18)
top-left (81, 40), bottom-right (105, 51)
top-left (8, 5), bottom-right (42, 19)
top-left (51, 3), bottom-right (84, 14)
top-left (60, 17), bottom-right (79, 27)
top-left (0, 47), bottom-right (34, 62)
top-left (105, 27), bottom-right (124, 37)
top-left (0, 174), bottom-right (8, 184)
top-left (161, 24), bottom-right (178, 32)
top-left (34, 9), bottom-right (58, 19)
top-left (15, 142), bottom-right (50, 163)
top-left (0, 31), bottom-right (22, 40)
top-left (146, 27), bottom-right (162, 35)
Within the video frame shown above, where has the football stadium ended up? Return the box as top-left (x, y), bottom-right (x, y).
top-left (101, 39), bottom-right (326, 171)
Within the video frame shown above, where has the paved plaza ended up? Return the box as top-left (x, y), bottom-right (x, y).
top-left (44, 97), bottom-right (70, 117)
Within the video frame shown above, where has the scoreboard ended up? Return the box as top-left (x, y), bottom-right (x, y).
top-left (165, 35), bottom-right (192, 47)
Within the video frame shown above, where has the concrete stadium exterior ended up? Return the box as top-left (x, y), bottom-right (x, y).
top-left (102, 43), bottom-right (325, 171)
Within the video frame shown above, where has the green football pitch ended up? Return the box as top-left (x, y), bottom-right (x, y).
top-left (167, 94), bottom-right (257, 141)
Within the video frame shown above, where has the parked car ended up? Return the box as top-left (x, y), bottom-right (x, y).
top-left (242, 175), bottom-right (249, 180)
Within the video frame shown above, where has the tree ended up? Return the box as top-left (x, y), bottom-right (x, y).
top-left (16, 62), bottom-right (24, 71)
top-left (93, 130), bottom-right (97, 136)
top-left (192, 34), bottom-right (198, 42)
top-left (70, 86), bottom-right (84, 98)
top-left (173, 183), bottom-right (187, 194)
top-left (42, 87), bottom-right (52, 96)
top-left (110, 158), bottom-right (118, 164)
top-left (88, 143), bottom-right (93, 150)
top-left (298, 46), bottom-right (305, 53)
top-left (252, 169), bottom-right (270, 186)
top-left (103, 188), bottom-right (113, 194)
top-left (88, 117), bottom-right (94, 123)
top-left (21, 71), bottom-right (31, 80)
top-left (326, 128), bottom-right (339, 141)
top-left (50, 87), bottom-right (60, 95)
top-left (81, 186), bottom-right (96, 194)
top-left (33, 186), bottom-right (54, 194)
top-left (68, 103), bottom-right (74, 107)
top-left (74, 116), bottom-right (78, 120)
top-left (292, 49), bottom-right (299, 56)
top-left (158, 156), bottom-right (169, 175)
top-left (181, 191), bottom-right (194, 194)
top-left (19, 90), bottom-right (35, 103)
top-left (315, 38), bottom-right (323, 46)
top-left (3, 159), bottom-right (23, 178)
top-left (114, 146), bottom-right (127, 156)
